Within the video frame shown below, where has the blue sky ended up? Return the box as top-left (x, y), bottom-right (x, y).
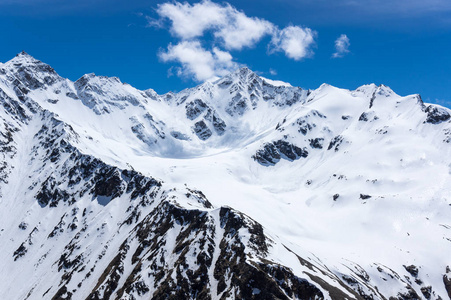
top-left (1, 0), bottom-right (450, 107)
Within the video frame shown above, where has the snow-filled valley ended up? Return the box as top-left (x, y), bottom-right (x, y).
top-left (0, 52), bottom-right (450, 299)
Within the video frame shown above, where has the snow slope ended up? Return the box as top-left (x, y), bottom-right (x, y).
top-left (0, 52), bottom-right (450, 299)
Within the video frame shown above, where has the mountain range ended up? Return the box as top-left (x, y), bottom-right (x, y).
top-left (0, 51), bottom-right (450, 299)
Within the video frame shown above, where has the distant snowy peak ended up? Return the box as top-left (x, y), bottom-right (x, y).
top-left (3, 51), bottom-right (58, 79)
top-left (1, 51), bottom-right (62, 91)
top-left (166, 67), bottom-right (309, 124)
top-left (7, 51), bottom-right (45, 66)
top-left (2, 52), bottom-right (449, 158)
top-left (73, 73), bottom-right (151, 115)
top-left (1, 52), bottom-right (449, 151)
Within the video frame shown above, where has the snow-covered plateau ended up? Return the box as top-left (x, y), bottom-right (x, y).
top-left (0, 52), bottom-right (450, 299)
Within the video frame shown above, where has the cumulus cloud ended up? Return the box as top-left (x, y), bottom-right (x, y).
top-left (156, 0), bottom-right (274, 50)
top-left (153, 0), bottom-right (317, 81)
top-left (159, 41), bottom-right (239, 81)
top-left (270, 26), bottom-right (316, 60)
top-left (156, 1), bottom-right (227, 40)
top-left (214, 11), bottom-right (274, 50)
top-left (332, 34), bottom-right (350, 58)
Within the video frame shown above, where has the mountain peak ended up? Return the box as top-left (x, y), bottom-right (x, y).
top-left (236, 66), bottom-right (257, 78)
top-left (220, 66), bottom-right (256, 79)
top-left (237, 66), bottom-right (252, 73)
top-left (214, 66), bottom-right (260, 86)
top-left (5, 52), bottom-right (54, 73)
top-left (10, 51), bottom-right (41, 65)
top-left (2, 52), bottom-right (59, 90)
top-left (16, 50), bottom-right (31, 57)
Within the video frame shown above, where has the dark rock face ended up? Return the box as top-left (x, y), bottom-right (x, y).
top-left (328, 135), bottom-right (344, 152)
top-left (193, 120), bottom-right (213, 140)
top-left (253, 143), bottom-right (280, 165)
top-left (444, 266), bottom-right (451, 299)
top-left (425, 105), bottom-right (451, 124)
top-left (85, 201), bottom-right (325, 300)
top-left (293, 111), bottom-right (325, 136)
top-left (369, 90), bottom-right (377, 109)
top-left (212, 114), bottom-right (226, 135)
top-left (359, 112), bottom-right (369, 121)
top-left (26, 113), bottom-right (162, 208)
top-left (0, 87), bottom-right (31, 123)
top-left (309, 138), bottom-right (324, 149)
top-left (274, 140), bottom-right (308, 160)
top-left (213, 208), bottom-right (323, 300)
top-left (214, 67), bottom-right (307, 110)
top-left (404, 265), bottom-right (419, 277)
top-left (185, 188), bottom-right (213, 209)
top-left (186, 99), bottom-right (208, 120)
top-left (261, 81), bottom-right (305, 107)
top-left (442, 129), bottom-right (451, 143)
top-left (420, 286), bottom-right (432, 299)
top-left (0, 121), bottom-right (18, 185)
top-left (253, 140), bottom-right (308, 166)
top-left (217, 78), bottom-right (233, 88)
top-left (394, 286), bottom-right (421, 300)
top-left (184, 97), bottom-right (227, 136)
top-left (13, 227), bottom-right (38, 261)
top-left (204, 109), bottom-right (226, 135)
top-left (226, 93), bottom-right (248, 116)
top-left (93, 167), bottom-right (124, 199)
top-left (358, 110), bottom-right (379, 122)
top-left (35, 143), bottom-right (162, 208)
top-left (297, 118), bottom-right (314, 135)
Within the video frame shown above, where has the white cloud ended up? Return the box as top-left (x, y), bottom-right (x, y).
top-left (332, 34), bottom-right (350, 58)
top-left (214, 10), bottom-right (274, 50)
top-left (159, 41), bottom-right (239, 81)
top-left (156, 0), bottom-right (274, 50)
top-left (156, 1), bottom-right (228, 39)
top-left (270, 26), bottom-right (316, 60)
top-left (153, 1), bottom-right (317, 81)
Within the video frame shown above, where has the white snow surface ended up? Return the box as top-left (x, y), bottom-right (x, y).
top-left (0, 52), bottom-right (450, 299)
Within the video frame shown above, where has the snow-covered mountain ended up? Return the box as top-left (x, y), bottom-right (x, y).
top-left (0, 51), bottom-right (450, 299)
